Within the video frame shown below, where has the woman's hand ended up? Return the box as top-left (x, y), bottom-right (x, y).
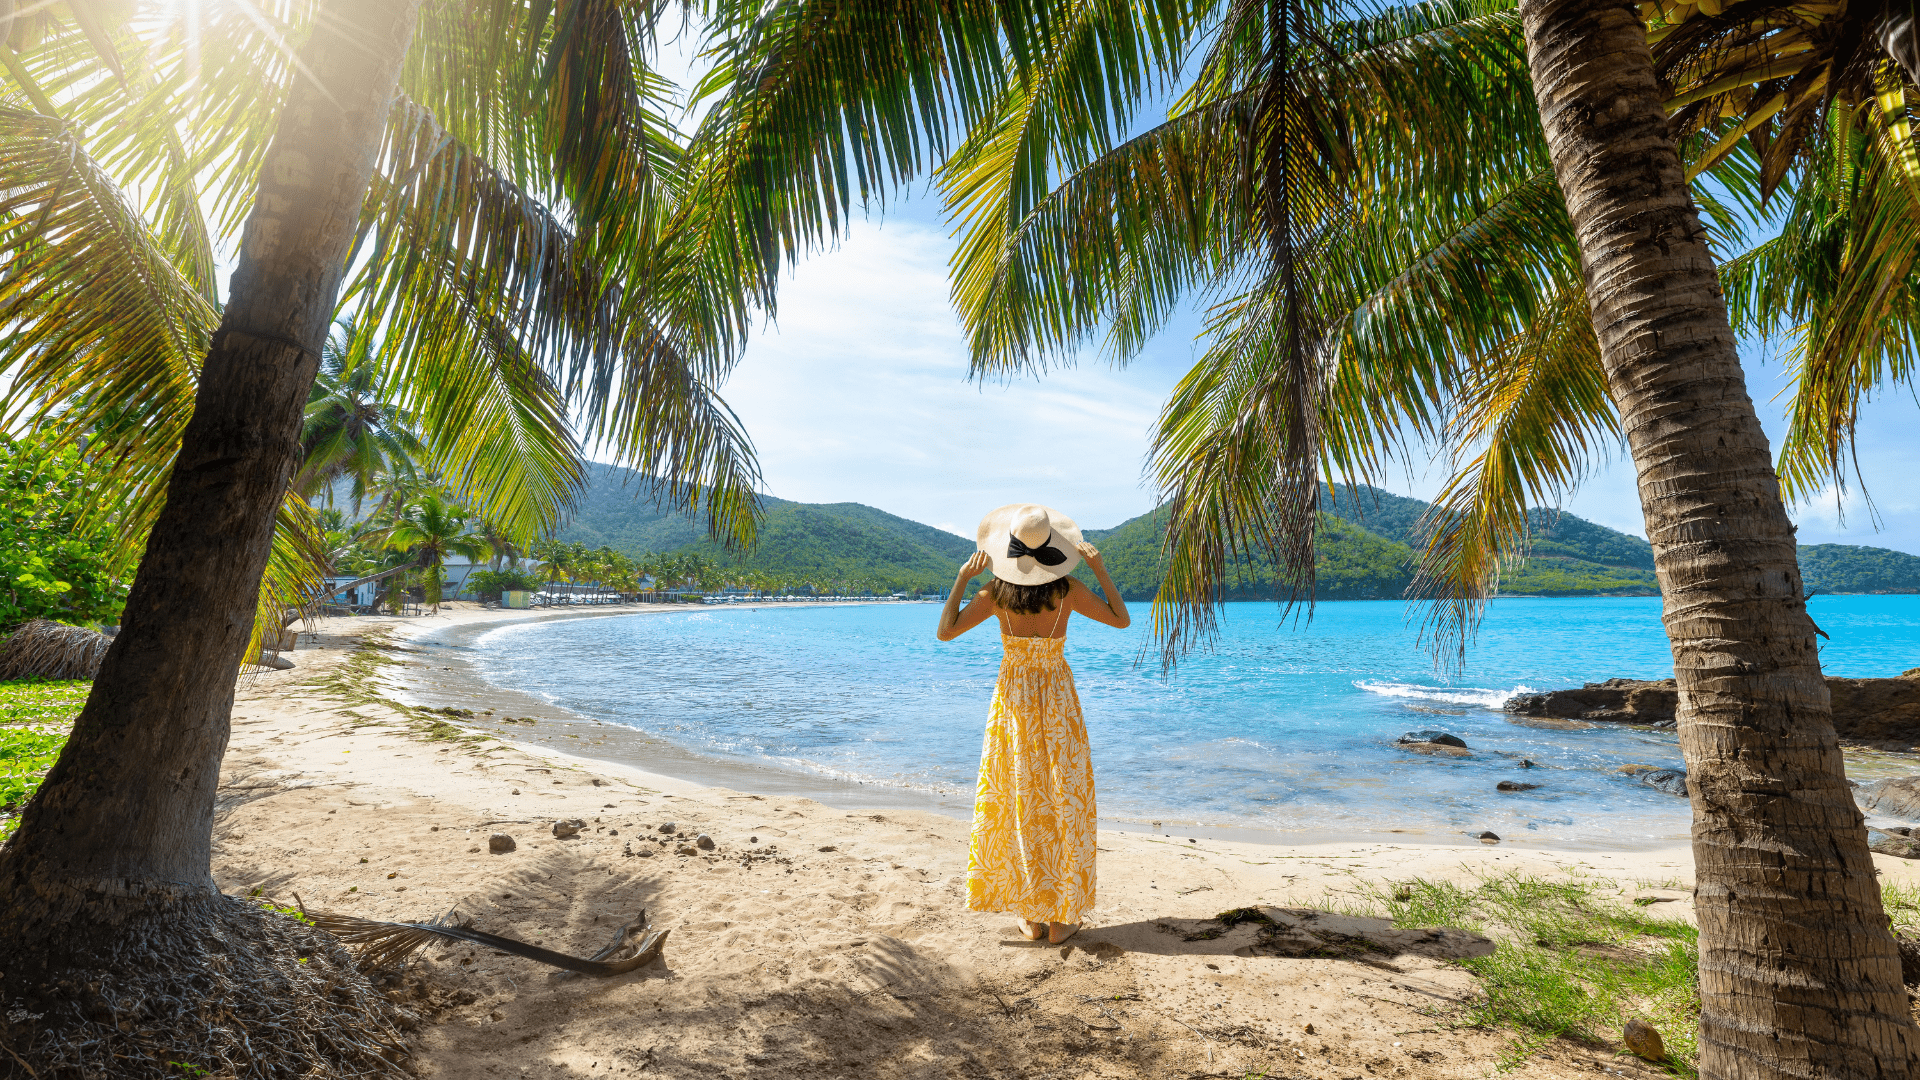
top-left (959, 550), bottom-right (993, 582)
top-left (1069, 540), bottom-right (1128, 628)
top-left (938, 551), bottom-right (997, 642)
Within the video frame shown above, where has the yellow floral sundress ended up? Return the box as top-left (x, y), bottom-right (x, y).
top-left (965, 618), bottom-right (1096, 925)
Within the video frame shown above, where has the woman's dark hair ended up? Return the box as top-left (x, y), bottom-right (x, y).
top-left (989, 576), bottom-right (1071, 615)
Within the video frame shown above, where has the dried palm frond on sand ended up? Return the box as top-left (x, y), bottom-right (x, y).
top-left (303, 905), bottom-right (669, 975)
top-left (0, 619), bottom-right (111, 681)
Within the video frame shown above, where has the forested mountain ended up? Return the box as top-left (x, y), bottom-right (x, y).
top-left (557, 466), bottom-right (1920, 598)
top-left (559, 464), bottom-right (975, 592)
top-left (1314, 487), bottom-right (1660, 597)
top-left (1079, 505), bottom-right (1416, 600)
top-left (1798, 545), bottom-right (1920, 594)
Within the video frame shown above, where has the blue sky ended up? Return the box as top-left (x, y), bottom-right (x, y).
top-left (698, 190), bottom-right (1920, 554)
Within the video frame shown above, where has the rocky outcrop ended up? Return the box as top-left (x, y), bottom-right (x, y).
top-left (1870, 832), bottom-right (1920, 859)
top-left (1504, 679), bottom-right (1679, 727)
top-left (1505, 668), bottom-right (1920, 745)
top-left (1862, 777), bottom-right (1920, 820)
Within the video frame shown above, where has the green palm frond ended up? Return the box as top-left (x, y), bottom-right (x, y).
top-left (257, 492), bottom-right (329, 653)
top-left (0, 105), bottom-right (215, 554)
top-left (1150, 279), bottom-right (1331, 662)
top-left (685, 0), bottom-right (1208, 320)
top-left (935, 0), bottom-right (1199, 369)
top-left (1732, 89), bottom-right (1920, 509)
top-left (346, 97), bottom-right (758, 543)
top-left (3, 0), bottom-right (765, 558)
top-left (1413, 281), bottom-right (1611, 656)
top-left (951, 92), bottom-right (1262, 373)
top-left (300, 320), bottom-right (431, 512)
top-left (947, 0), bottom-right (1538, 378)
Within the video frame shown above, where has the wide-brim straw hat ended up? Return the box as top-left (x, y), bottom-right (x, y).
top-left (977, 503), bottom-right (1083, 585)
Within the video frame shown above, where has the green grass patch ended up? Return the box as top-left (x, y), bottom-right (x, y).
top-left (1359, 873), bottom-right (1699, 1075)
top-left (0, 678), bottom-right (89, 842)
top-left (1881, 881), bottom-right (1920, 938)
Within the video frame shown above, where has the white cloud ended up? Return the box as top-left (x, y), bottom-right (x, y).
top-left (715, 217), bottom-right (1192, 532)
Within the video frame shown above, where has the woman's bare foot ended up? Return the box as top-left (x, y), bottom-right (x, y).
top-left (1047, 922), bottom-right (1080, 944)
top-left (1020, 920), bottom-right (1047, 940)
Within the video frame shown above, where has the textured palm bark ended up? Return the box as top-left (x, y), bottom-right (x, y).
top-left (0, 0), bottom-right (419, 959)
top-left (1517, 0), bottom-right (1915, 1075)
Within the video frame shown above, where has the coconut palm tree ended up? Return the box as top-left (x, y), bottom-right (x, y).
top-left (1514, 0), bottom-right (1914, 1067)
top-left (0, 0), bottom-right (765, 1070)
top-left (684, 0), bottom-right (1920, 1069)
top-left (477, 517), bottom-right (528, 571)
top-left (385, 491), bottom-right (490, 612)
top-left (296, 319), bottom-right (429, 516)
top-left (938, 3), bottom-right (1920, 1069)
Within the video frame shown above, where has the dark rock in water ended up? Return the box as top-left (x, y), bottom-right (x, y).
top-left (1519, 758), bottom-right (1536, 769)
top-left (1861, 777), bottom-right (1920, 821)
top-left (1871, 834), bottom-right (1920, 859)
top-left (1506, 672), bottom-right (1920, 745)
top-left (488, 833), bottom-right (516, 854)
top-left (1640, 768), bottom-right (1688, 796)
top-left (1496, 781), bottom-right (1540, 792)
top-left (1476, 831), bottom-right (1500, 843)
top-left (1399, 741), bottom-right (1472, 758)
top-left (1399, 731), bottom-right (1468, 748)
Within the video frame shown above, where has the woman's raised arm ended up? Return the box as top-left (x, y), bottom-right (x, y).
top-left (936, 551), bottom-right (998, 641)
top-left (1069, 542), bottom-right (1130, 628)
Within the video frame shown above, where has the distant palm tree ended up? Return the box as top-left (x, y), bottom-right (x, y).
top-left (477, 519), bottom-right (526, 571)
top-left (530, 538), bottom-right (577, 587)
top-left (386, 492), bottom-right (489, 613)
top-left (296, 320), bottom-right (427, 516)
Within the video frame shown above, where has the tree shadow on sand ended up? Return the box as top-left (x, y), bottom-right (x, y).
top-left (395, 855), bottom-right (1187, 1080)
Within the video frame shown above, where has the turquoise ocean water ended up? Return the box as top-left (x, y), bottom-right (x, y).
top-left (469, 595), bottom-right (1920, 847)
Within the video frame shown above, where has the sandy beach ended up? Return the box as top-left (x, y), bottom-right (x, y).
top-left (211, 602), bottom-right (1920, 1079)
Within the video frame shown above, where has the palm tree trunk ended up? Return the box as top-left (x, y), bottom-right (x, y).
top-left (0, 0), bottom-right (421, 1069)
top-left (1516, 0), bottom-right (1915, 1073)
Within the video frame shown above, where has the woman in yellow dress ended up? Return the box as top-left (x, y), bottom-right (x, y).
top-left (935, 503), bottom-right (1130, 945)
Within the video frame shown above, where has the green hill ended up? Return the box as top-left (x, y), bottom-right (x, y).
top-left (1080, 505), bottom-right (1414, 601)
top-left (1081, 496), bottom-right (1654, 600)
top-left (556, 467), bottom-right (1919, 598)
top-left (559, 464), bottom-right (974, 592)
top-left (1316, 488), bottom-right (1658, 596)
top-left (1798, 544), bottom-right (1920, 594)
top-left (1318, 484), bottom-right (1432, 546)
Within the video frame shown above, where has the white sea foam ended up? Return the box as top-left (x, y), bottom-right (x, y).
top-left (1353, 680), bottom-right (1535, 710)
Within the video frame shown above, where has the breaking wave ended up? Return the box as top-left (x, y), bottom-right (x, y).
top-left (1353, 680), bottom-right (1534, 710)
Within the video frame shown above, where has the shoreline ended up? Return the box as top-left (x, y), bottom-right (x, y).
top-left (368, 601), bottom-right (1710, 854)
top-left (210, 609), bottom-right (1920, 1078)
top-left (379, 600), bottom-right (983, 819)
